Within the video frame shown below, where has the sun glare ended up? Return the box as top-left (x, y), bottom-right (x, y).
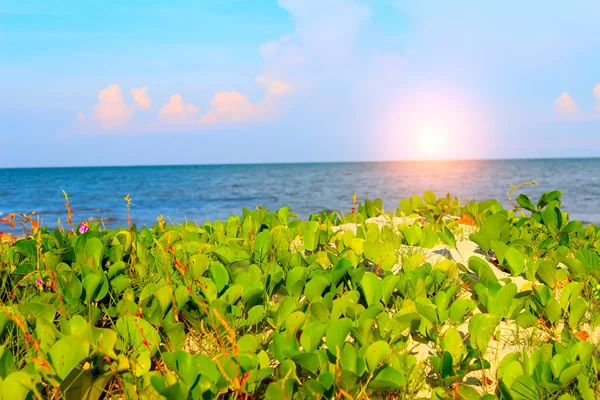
top-left (418, 128), bottom-right (446, 156)
top-left (376, 88), bottom-right (485, 161)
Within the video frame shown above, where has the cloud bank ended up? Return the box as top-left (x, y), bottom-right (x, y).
top-left (75, 77), bottom-right (292, 133)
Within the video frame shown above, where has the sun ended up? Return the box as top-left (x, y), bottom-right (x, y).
top-left (376, 88), bottom-right (485, 161)
top-left (418, 127), bottom-right (447, 157)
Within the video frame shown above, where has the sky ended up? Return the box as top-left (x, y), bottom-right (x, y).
top-left (1, 0), bottom-right (600, 167)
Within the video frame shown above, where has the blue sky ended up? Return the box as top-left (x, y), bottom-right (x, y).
top-left (1, 0), bottom-right (599, 167)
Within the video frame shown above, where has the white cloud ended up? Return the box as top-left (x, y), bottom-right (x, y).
top-left (594, 84), bottom-right (600, 112)
top-left (75, 84), bottom-right (146, 131)
top-left (259, 38), bottom-right (286, 58)
top-left (259, 0), bottom-right (371, 93)
top-left (131, 86), bottom-right (151, 110)
top-left (209, 91), bottom-right (255, 121)
top-left (199, 90), bottom-right (275, 125)
top-left (91, 84), bottom-right (133, 129)
top-left (159, 94), bottom-right (199, 121)
top-left (198, 110), bottom-right (218, 125)
top-left (554, 92), bottom-right (577, 117)
top-left (256, 76), bottom-right (292, 97)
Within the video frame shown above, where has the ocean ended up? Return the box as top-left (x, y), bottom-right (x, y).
top-left (1, 159), bottom-right (600, 232)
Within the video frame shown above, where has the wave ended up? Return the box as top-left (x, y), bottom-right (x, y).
top-left (87, 216), bottom-right (119, 223)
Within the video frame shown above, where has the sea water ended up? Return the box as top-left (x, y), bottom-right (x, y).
top-left (1, 159), bottom-right (600, 232)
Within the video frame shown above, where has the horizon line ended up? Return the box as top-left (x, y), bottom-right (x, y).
top-left (1, 155), bottom-right (600, 170)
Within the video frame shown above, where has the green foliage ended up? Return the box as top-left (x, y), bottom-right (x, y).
top-left (0, 188), bottom-right (599, 399)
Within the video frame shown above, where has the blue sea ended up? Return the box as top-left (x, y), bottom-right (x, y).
top-left (1, 159), bottom-right (600, 232)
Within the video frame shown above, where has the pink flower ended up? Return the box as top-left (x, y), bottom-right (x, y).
top-left (79, 222), bottom-right (89, 234)
top-left (36, 279), bottom-right (43, 286)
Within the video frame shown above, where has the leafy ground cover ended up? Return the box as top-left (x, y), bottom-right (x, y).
top-left (1, 187), bottom-right (599, 399)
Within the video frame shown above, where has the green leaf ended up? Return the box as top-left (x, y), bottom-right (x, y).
top-left (115, 315), bottom-right (161, 355)
top-left (401, 225), bottom-right (421, 246)
top-left (197, 277), bottom-right (218, 302)
top-left (537, 190), bottom-right (562, 210)
top-left (285, 311), bottom-right (306, 340)
top-left (491, 240), bottom-right (508, 264)
top-left (549, 354), bottom-right (568, 379)
top-left (223, 284), bottom-right (244, 305)
top-left (381, 275), bottom-right (401, 304)
top-left (577, 375), bottom-right (596, 400)
top-left (545, 298), bottom-right (562, 324)
top-left (303, 379), bottom-right (326, 399)
top-left (363, 242), bottom-right (397, 271)
top-left (560, 220), bottom-right (582, 234)
top-left (299, 221), bottom-right (319, 252)
top-left (488, 282), bottom-right (517, 318)
top-left (369, 366), bottom-right (406, 390)
top-left (84, 237), bottom-right (105, 269)
top-left (151, 377), bottom-right (189, 400)
top-left (469, 213), bottom-right (507, 252)
top-left (560, 281), bottom-right (584, 310)
top-left (509, 375), bottom-right (539, 400)
top-left (246, 305), bottom-right (267, 326)
top-left (252, 230), bottom-right (273, 263)
top-left (442, 327), bottom-right (465, 366)
top-left (49, 338), bottom-right (90, 380)
top-left (209, 263), bottom-right (229, 292)
top-left (301, 322), bottom-right (329, 353)
top-left (165, 323), bottom-right (186, 351)
top-left (536, 260), bottom-right (558, 288)
top-left (82, 274), bottom-right (101, 304)
top-left (560, 257), bottom-right (586, 279)
top-left (338, 369), bottom-right (359, 391)
top-left (516, 311), bottom-right (537, 329)
top-left (423, 191), bottom-right (436, 205)
top-left (449, 299), bottom-right (476, 324)
top-left (1, 371), bottom-right (33, 400)
top-left (505, 247), bottom-right (525, 276)
top-left (89, 327), bottom-right (118, 358)
top-left (286, 267), bottom-right (308, 298)
top-left (468, 313), bottom-right (501, 353)
top-left (576, 249), bottom-right (599, 271)
top-left (361, 272), bottom-right (382, 307)
top-left (516, 194), bottom-right (536, 212)
top-left (291, 353), bottom-right (320, 374)
top-left (154, 285), bottom-right (173, 315)
top-left (133, 352), bottom-right (151, 377)
top-left (18, 302), bottom-right (57, 324)
top-left (274, 296), bottom-right (297, 329)
top-left (189, 254), bottom-right (209, 279)
top-left (365, 341), bottom-right (390, 372)
top-left (304, 276), bottom-right (330, 301)
top-left (0, 346), bottom-right (16, 379)
top-left (162, 351), bottom-right (204, 387)
top-left (568, 298), bottom-right (586, 329)
top-left (468, 256), bottom-right (498, 286)
top-left (542, 201), bottom-right (562, 233)
top-left (326, 318), bottom-right (352, 357)
top-left (174, 286), bottom-right (190, 310)
top-left (340, 344), bottom-right (358, 373)
top-left (437, 226), bottom-right (456, 249)
top-left (498, 357), bottom-right (523, 390)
